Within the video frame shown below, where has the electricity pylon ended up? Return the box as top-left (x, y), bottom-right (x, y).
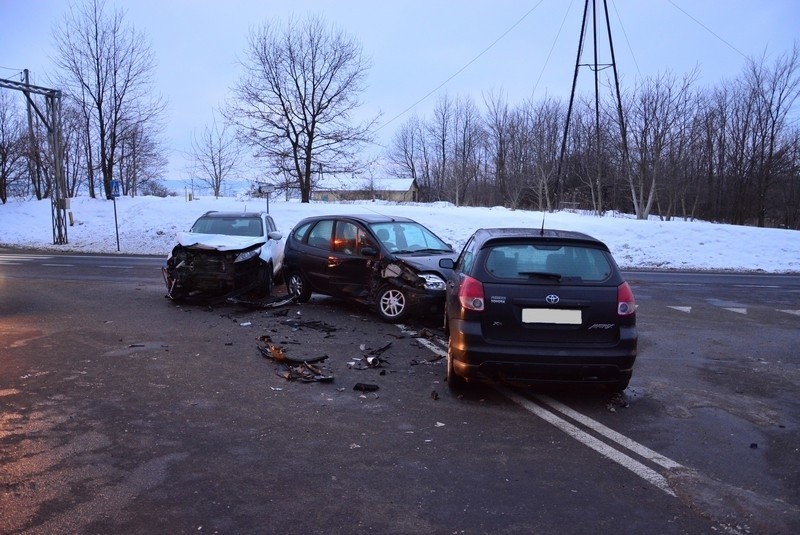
top-left (556, 0), bottom-right (629, 213)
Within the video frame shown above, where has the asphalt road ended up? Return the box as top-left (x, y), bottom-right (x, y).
top-left (1, 250), bottom-right (798, 534)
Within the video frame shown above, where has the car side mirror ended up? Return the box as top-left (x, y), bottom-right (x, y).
top-left (360, 246), bottom-right (378, 257)
top-left (268, 231), bottom-right (283, 241)
top-left (439, 258), bottom-right (455, 269)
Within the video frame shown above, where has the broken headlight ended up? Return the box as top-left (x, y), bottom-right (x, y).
top-left (419, 273), bottom-right (446, 291)
top-left (235, 248), bottom-right (261, 263)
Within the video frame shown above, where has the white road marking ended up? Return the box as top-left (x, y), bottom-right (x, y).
top-left (724, 307), bottom-right (748, 314)
top-left (42, 263), bottom-right (75, 267)
top-left (499, 388), bottom-right (678, 497)
top-left (534, 394), bottom-right (684, 470)
top-left (779, 309), bottom-right (800, 316)
top-left (667, 306), bottom-right (692, 313)
top-left (401, 318), bottom-right (683, 497)
top-left (396, 324), bottom-right (447, 357)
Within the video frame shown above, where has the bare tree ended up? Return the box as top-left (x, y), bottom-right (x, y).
top-left (483, 91), bottom-right (511, 206)
top-left (0, 93), bottom-right (28, 202)
top-left (623, 71), bottom-right (697, 219)
top-left (529, 97), bottom-right (564, 212)
top-left (228, 15), bottom-right (375, 203)
top-left (190, 115), bottom-right (241, 198)
top-left (387, 114), bottom-right (424, 181)
top-left (744, 47), bottom-right (800, 226)
top-left (118, 120), bottom-right (166, 196)
top-left (425, 94), bottom-right (454, 201)
top-left (53, 0), bottom-right (165, 200)
top-left (449, 95), bottom-right (484, 207)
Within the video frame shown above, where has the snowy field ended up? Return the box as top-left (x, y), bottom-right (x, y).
top-left (1, 195), bottom-right (799, 273)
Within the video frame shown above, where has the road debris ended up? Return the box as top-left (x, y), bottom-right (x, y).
top-left (282, 318), bottom-right (337, 335)
top-left (353, 383), bottom-right (379, 392)
top-left (257, 336), bottom-right (333, 382)
top-left (227, 294), bottom-right (298, 309)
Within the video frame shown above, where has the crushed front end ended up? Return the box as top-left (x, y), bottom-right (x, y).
top-left (162, 243), bottom-right (266, 301)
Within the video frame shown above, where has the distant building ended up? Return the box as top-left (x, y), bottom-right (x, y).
top-left (311, 178), bottom-right (419, 203)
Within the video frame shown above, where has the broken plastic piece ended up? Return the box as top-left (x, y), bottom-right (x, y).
top-left (353, 383), bottom-right (379, 392)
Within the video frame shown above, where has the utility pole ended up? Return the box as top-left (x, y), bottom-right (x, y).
top-left (0, 73), bottom-right (69, 244)
top-left (556, 0), bottom-right (629, 213)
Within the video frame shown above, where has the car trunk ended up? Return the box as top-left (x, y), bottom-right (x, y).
top-left (481, 280), bottom-right (621, 345)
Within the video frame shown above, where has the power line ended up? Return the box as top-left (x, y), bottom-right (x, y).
top-left (530, 0), bottom-right (576, 100)
top-left (666, 0), bottom-right (749, 60)
top-left (609, 0), bottom-right (641, 79)
top-left (376, 1), bottom-right (547, 134)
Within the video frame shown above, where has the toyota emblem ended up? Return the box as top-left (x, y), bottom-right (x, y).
top-left (546, 294), bottom-right (560, 304)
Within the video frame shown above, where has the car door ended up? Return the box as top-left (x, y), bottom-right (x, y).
top-left (301, 219), bottom-right (336, 293)
top-left (326, 220), bottom-right (374, 299)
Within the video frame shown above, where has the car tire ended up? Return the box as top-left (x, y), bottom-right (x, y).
top-left (253, 263), bottom-right (273, 297)
top-left (286, 271), bottom-right (312, 303)
top-left (609, 377), bottom-right (630, 392)
top-left (446, 345), bottom-right (466, 391)
top-left (375, 284), bottom-right (409, 323)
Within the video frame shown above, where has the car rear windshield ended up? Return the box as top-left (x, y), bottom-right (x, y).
top-left (191, 217), bottom-right (263, 237)
top-left (484, 243), bottom-right (613, 282)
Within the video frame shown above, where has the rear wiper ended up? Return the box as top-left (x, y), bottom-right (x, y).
top-left (518, 271), bottom-right (562, 281)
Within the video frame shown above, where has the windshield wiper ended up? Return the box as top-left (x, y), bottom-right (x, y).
top-left (412, 247), bottom-right (451, 253)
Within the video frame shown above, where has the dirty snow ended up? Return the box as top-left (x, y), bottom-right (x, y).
top-left (1, 195), bottom-right (798, 273)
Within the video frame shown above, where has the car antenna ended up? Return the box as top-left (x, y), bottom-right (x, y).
top-left (540, 212), bottom-right (546, 236)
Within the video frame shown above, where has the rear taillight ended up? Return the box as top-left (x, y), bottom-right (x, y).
top-left (617, 282), bottom-right (636, 316)
top-left (459, 275), bottom-right (485, 311)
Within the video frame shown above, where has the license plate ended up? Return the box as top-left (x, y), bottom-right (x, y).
top-left (522, 308), bottom-right (582, 324)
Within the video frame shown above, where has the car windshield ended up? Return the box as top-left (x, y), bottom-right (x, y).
top-left (191, 216), bottom-right (263, 237)
top-left (369, 222), bottom-right (451, 253)
top-left (484, 243), bottom-right (612, 282)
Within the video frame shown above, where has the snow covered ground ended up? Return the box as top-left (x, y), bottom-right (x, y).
top-left (1, 195), bottom-right (798, 273)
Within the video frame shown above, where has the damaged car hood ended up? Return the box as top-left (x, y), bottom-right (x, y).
top-left (175, 231), bottom-right (266, 251)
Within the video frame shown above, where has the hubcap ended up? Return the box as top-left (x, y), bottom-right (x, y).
top-left (380, 289), bottom-right (405, 317)
top-left (289, 275), bottom-right (302, 296)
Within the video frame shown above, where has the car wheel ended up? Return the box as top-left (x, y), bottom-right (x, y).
top-left (446, 345), bottom-right (466, 391)
top-left (286, 271), bottom-right (312, 303)
top-left (375, 284), bottom-right (408, 323)
top-left (609, 377), bottom-right (630, 392)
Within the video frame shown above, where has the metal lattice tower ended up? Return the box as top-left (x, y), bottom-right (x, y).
top-left (0, 72), bottom-right (69, 244)
top-left (556, 0), bottom-right (630, 212)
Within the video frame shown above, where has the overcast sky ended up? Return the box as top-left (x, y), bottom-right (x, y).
top-left (2, 0), bottom-right (798, 182)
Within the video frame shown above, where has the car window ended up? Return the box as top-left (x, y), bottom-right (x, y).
top-left (484, 244), bottom-right (612, 281)
top-left (191, 216), bottom-right (261, 237)
top-left (334, 221), bottom-right (360, 255)
top-left (307, 220), bottom-right (334, 250)
top-left (292, 222), bottom-right (312, 242)
top-left (264, 216), bottom-right (277, 233)
top-left (369, 222), bottom-right (449, 253)
top-left (456, 236), bottom-right (477, 273)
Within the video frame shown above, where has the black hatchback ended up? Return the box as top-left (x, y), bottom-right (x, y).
top-left (282, 214), bottom-right (457, 323)
top-left (440, 228), bottom-right (637, 391)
